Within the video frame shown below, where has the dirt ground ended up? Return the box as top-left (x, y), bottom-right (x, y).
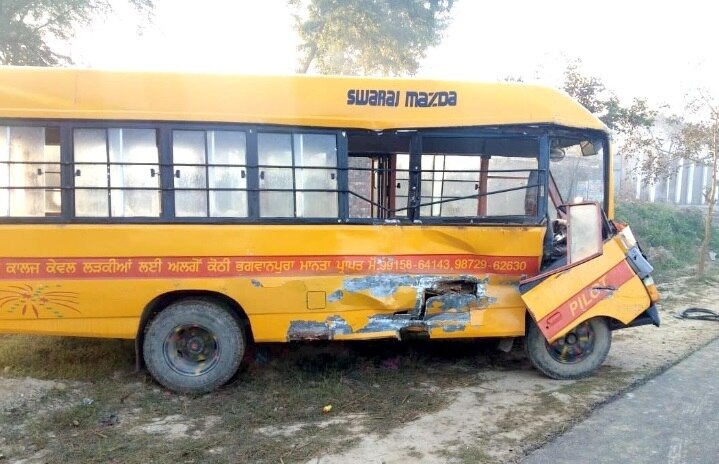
top-left (1, 275), bottom-right (718, 464)
top-left (312, 276), bottom-right (719, 464)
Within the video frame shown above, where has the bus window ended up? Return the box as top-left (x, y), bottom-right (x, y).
top-left (347, 156), bottom-right (374, 218)
top-left (0, 126), bottom-right (61, 217)
top-left (395, 154), bottom-right (410, 217)
top-left (74, 128), bottom-right (161, 217)
top-left (348, 154), bottom-right (401, 219)
top-left (550, 138), bottom-right (605, 204)
top-left (258, 132), bottom-right (338, 218)
top-left (210, 131), bottom-right (248, 217)
top-left (420, 155), bottom-right (482, 217)
top-left (294, 134), bottom-right (338, 218)
top-left (348, 154), bottom-right (404, 219)
top-left (347, 132), bottom-right (411, 220)
top-left (258, 133), bottom-right (294, 217)
top-left (419, 137), bottom-right (539, 219)
top-left (173, 130), bottom-right (207, 216)
top-left (485, 156), bottom-right (538, 216)
top-left (172, 130), bottom-right (248, 218)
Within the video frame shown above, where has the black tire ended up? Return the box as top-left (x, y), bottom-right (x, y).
top-left (526, 317), bottom-right (611, 380)
top-left (143, 299), bottom-right (245, 394)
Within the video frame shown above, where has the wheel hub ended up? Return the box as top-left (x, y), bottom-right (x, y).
top-left (164, 325), bottom-right (220, 376)
top-left (546, 321), bottom-right (596, 364)
top-left (186, 336), bottom-right (205, 355)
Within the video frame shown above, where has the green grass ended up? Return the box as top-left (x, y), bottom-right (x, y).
top-left (615, 201), bottom-right (719, 277)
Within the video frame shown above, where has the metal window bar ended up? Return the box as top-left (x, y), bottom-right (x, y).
top-left (203, 130), bottom-right (211, 217)
top-left (353, 164), bottom-right (399, 216)
top-left (103, 128), bottom-right (111, 217)
top-left (344, 163), bottom-right (542, 216)
top-left (437, 156), bottom-right (447, 217)
top-left (290, 136), bottom-right (298, 217)
top-left (2, 158), bottom-right (542, 218)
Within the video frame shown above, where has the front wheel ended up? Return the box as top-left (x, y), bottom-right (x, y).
top-left (143, 299), bottom-right (246, 394)
top-left (526, 317), bottom-right (611, 380)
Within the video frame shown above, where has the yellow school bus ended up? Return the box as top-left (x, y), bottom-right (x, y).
top-left (0, 67), bottom-right (659, 393)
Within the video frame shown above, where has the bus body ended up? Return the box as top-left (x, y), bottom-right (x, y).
top-left (0, 68), bottom-right (659, 393)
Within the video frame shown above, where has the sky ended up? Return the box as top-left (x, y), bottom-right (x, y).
top-left (69, 0), bottom-right (719, 112)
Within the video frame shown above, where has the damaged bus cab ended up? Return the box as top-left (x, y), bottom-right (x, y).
top-left (0, 68), bottom-right (659, 393)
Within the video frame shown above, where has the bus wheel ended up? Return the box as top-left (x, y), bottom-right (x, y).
top-left (143, 299), bottom-right (245, 394)
top-left (526, 317), bottom-right (611, 380)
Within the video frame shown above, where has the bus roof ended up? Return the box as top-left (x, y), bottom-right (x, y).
top-left (0, 67), bottom-right (607, 132)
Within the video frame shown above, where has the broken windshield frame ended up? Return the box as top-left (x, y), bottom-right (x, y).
top-left (548, 134), bottom-right (608, 211)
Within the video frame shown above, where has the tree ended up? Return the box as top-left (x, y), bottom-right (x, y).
top-left (563, 62), bottom-right (719, 276)
top-left (563, 61), bottom-right (657, 141)
top-left (0, 0), bottom-right (153, 66)
top-left (674, 92), bottom-right (719, 276)
top-left (562, 61), bottom-right (608, 116)
top-left (562, 61), bottom-right (659, 196)
top-left (289, 0), bottom-right (454, 75)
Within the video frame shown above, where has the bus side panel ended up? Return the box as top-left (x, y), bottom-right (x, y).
top-left (0, 273), bottom-right (529, 341)
top-left (0, 224), bottom-right (545, 341)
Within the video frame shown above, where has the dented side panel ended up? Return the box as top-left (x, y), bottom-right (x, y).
top-left (278, 272), bottom-right (529, 342)
top-left (520, 235), bottom-right (652, 343)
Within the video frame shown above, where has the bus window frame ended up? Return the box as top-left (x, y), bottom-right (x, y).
top-left (546, 129), bottom-right (611, 213)
top-left (345, 128), bottom-right (549, 225)
top-left (0, 120), bottom-right (610, 228)
top-left (414, 132), bottom-right (545, 225)
top-left (0, 119), bottom-right (345, 225)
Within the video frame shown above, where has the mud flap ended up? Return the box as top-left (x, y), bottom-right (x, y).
top-left (519, 238), bottom-right (649, 343)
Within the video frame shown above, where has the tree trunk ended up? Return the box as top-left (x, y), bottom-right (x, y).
top-left (297, 43), bottom-right (317, 74)
top-left (697, 122), bottom-right (719, 277)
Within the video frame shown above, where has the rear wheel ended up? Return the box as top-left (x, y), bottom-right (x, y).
top-left (526, 317), bottom-right (611, 380)
top-left (143, 299), bottom-right (245, 394)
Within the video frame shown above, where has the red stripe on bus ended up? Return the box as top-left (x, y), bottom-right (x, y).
top-left (0, 254), bottom-right (540, 280)
top-left (536, 261), bottom-right (635, 340)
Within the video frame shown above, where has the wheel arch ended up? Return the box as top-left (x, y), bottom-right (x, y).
top-left (528, 306), bottom-right (638, 343)
top-left (133, 290), bottom-right (253, 371)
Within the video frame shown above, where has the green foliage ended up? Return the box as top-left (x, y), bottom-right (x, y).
top-left (615, 201), bottom-right (719, 276)
top-left (663, 93), bottom-right (719, 276)
top-left (562, 61), bottom-right (607, 116)
top-left (562, 60), bottom-right (666, 199)
top-left (563, 60), bottom-right (657, 133)
top-left (0, 0), bottom-right (153, 66)
top-left (289, 0), bottom-right (454, 75)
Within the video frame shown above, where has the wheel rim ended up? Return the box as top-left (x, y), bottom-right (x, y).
top-left (163, 324), bottom-right (220, 376)
top-left (546, 320), bottom-right (595, 364)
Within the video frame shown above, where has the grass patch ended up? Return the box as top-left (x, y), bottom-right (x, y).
top-left (615, 201), bottom-right (719, 278)
top-left (0, 337), bottom-right (524, 463)
top-left (0, 335), bottom-right (134, 379)
top-left (435, 439), bottom-right (494, 464)
top-left (685, 273), bottom-right (719, 286)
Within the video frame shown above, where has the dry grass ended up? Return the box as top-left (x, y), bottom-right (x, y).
top-left (0, 335), bottom-right (134, 380)
top-left (0, 336), bottom-right (522, 463)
